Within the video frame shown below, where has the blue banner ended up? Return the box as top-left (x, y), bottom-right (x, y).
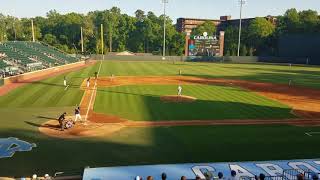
top-left (83, 159), bottom-right (320, 180)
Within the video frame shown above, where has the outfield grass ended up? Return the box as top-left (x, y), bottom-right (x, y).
top-left (0, 61), bottom-right (320, 176)
top-left (98, 61), bottom-right (320, 89)
top-left (95, 85), bottom-right (294, 121)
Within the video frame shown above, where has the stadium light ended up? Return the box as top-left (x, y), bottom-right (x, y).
top-left (237, 0), bottom-right (246, 56)
top-left (162, 0), bottom-right (168, 60)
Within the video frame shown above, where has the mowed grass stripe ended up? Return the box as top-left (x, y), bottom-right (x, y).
top-left (94, 85), bottom-right (294, 121)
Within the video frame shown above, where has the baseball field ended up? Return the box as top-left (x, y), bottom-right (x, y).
top-left (1, 60), bottom-right (320, 176)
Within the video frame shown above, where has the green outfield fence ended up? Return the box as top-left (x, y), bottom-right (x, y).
top-left (90, 55), bottom-right (312, 65)
top-left (0, 77), bottom-right (3, 87)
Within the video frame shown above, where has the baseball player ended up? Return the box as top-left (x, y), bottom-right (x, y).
top-left (86, 77), bottom-right (90, 88)
top-left (110, 74), bottom-right (115, 82)
top-left (94, 72), bottom-right (98, 79)
top-left (74, 106), bottom-right (82, 122)
top-left (58, 112), bottom-right (67, 131)
top-left (178, 85), bottom-right (182, 96)
top-left (63, 76), bottom-right (67, 87)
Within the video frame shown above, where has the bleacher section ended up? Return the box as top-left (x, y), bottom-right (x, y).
top-left (0, 41), bottom-right (79, 75)
top-left (0, 60), bottom-right (9, 69)
top-left (32, 42), bottom-right (78, 63)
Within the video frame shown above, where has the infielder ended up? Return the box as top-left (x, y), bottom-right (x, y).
top-left (74, 106), bottom-right (82, 122)
top-left (178, 85), bottom-right (182, 96)
top-left (86, 77), bottom-right (90, 88)
top-left (63, 76), bottom-right (67, 87)
top-left (110, 74), bottom-right (115, 82)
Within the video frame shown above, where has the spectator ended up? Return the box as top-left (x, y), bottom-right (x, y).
top-left (161, 173), bottom-right (167, 180)
top-left (218, 172), bottom-right (224, 180)
top-left (297, 173), bottom-right (304, 180)
top-left (180, 176), bottom-right (187, 180)
top-left (312, 173), bottom-right (319, 180)
top-left (195, 176), bottom-right (201, 180)
top-left (147, 176), bottom-right (153, 180)
top-left (259, 173), bottom-right (266, 180)
top-left (229, 170), bottom-right (237, 180)
top-left (135, 176), bottom-right (142, 180)
top-left (44, 174), bottom-right (51, 180)
top-left (204, 171), bottom-right (213, 180)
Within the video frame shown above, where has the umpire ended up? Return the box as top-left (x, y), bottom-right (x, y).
top-left (58, 112), bottom-right (67, 131)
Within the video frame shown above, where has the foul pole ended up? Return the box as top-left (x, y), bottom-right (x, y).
top-left (81, 27), bottom-right (84, 54)
top-left (31, 20), bottom-right (35, 42)
top-left (100, 24), bottom-right (104, 60)
top-left (162, 0), bottom-right (168, 60)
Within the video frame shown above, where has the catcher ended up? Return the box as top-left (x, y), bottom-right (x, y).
top-left (58, 112), bottom-right (67, 131)
top-left (58, 112), bottom-right (75, 131)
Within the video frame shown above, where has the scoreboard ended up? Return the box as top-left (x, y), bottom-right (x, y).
top-left (188, 32), bottom-right (221, 56)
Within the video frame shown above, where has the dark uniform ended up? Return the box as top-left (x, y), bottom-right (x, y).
top-left (58, 113), bottom-right (66, 131)
top-left (94, 72), bottom-right (98, 79)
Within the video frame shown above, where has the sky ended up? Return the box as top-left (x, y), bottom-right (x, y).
top-left (1, 0), bottom-right (320, 22)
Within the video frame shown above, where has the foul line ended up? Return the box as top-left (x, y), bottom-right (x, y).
top-left (84, 60), bottom-right (103, 122)
top-left (305, 132), bottom-right (320, 137)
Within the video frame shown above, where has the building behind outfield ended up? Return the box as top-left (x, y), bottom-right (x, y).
top-left (176, 16), bottom-right (277, 34)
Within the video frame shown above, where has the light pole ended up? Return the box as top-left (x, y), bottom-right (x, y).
top-left (162, 0), bottom-right (168, 60)
top-left (237, 0), bottom-right (246, 56)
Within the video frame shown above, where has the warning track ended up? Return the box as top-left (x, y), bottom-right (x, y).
top-left (80, 76), bottom-right (320, 127)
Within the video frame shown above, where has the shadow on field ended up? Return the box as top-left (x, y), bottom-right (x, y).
top-left (25, 121), bottom-right (61, 130)
top-left (25, 121), bottom-right (43, 127)
top-left (36, 116), bottom-right (57, 120)
top-left (29, 81), bottom-right (80, 89)
top-left (1, 125), bottom-right (320, 178)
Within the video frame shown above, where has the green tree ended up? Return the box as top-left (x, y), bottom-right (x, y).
top-left (191, 21), bottom-right (216, 36)
top-left (240, 45), bottom-right (248, 56)
top-left (224, 26), bottom-right (239, 56)
top-left (247, 17), bottom-right (275, 55)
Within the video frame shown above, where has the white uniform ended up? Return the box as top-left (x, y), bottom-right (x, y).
top-left (86, 80), bottom-right (90, 88)
top-left (64, 79), bottom-right (67, 86)
top-left (178, 86), bottom-right (182, 96)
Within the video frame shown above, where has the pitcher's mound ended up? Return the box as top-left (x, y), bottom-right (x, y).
top-left (39, 120), bottom-right (124, 139)
top-left (160, 95), bottom-right (197, 103)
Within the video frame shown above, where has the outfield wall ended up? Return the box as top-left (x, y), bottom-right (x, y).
top-left (3, 61), bottom-right (86, 85)
top-left (90, 55), bottom-right (311, 65)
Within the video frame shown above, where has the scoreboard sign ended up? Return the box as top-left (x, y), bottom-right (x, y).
top-left (188, 32), bottom-right (221, 56)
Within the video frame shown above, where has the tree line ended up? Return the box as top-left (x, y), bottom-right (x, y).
top-left (0, 8), bottom-right (319, 56)
top-left (223, 8), bottom-right (320, 56)
top-left (0, 7), bottom-right (185, 55)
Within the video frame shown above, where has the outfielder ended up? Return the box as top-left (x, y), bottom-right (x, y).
top-left (178, 85), bottom-right (182, 96)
